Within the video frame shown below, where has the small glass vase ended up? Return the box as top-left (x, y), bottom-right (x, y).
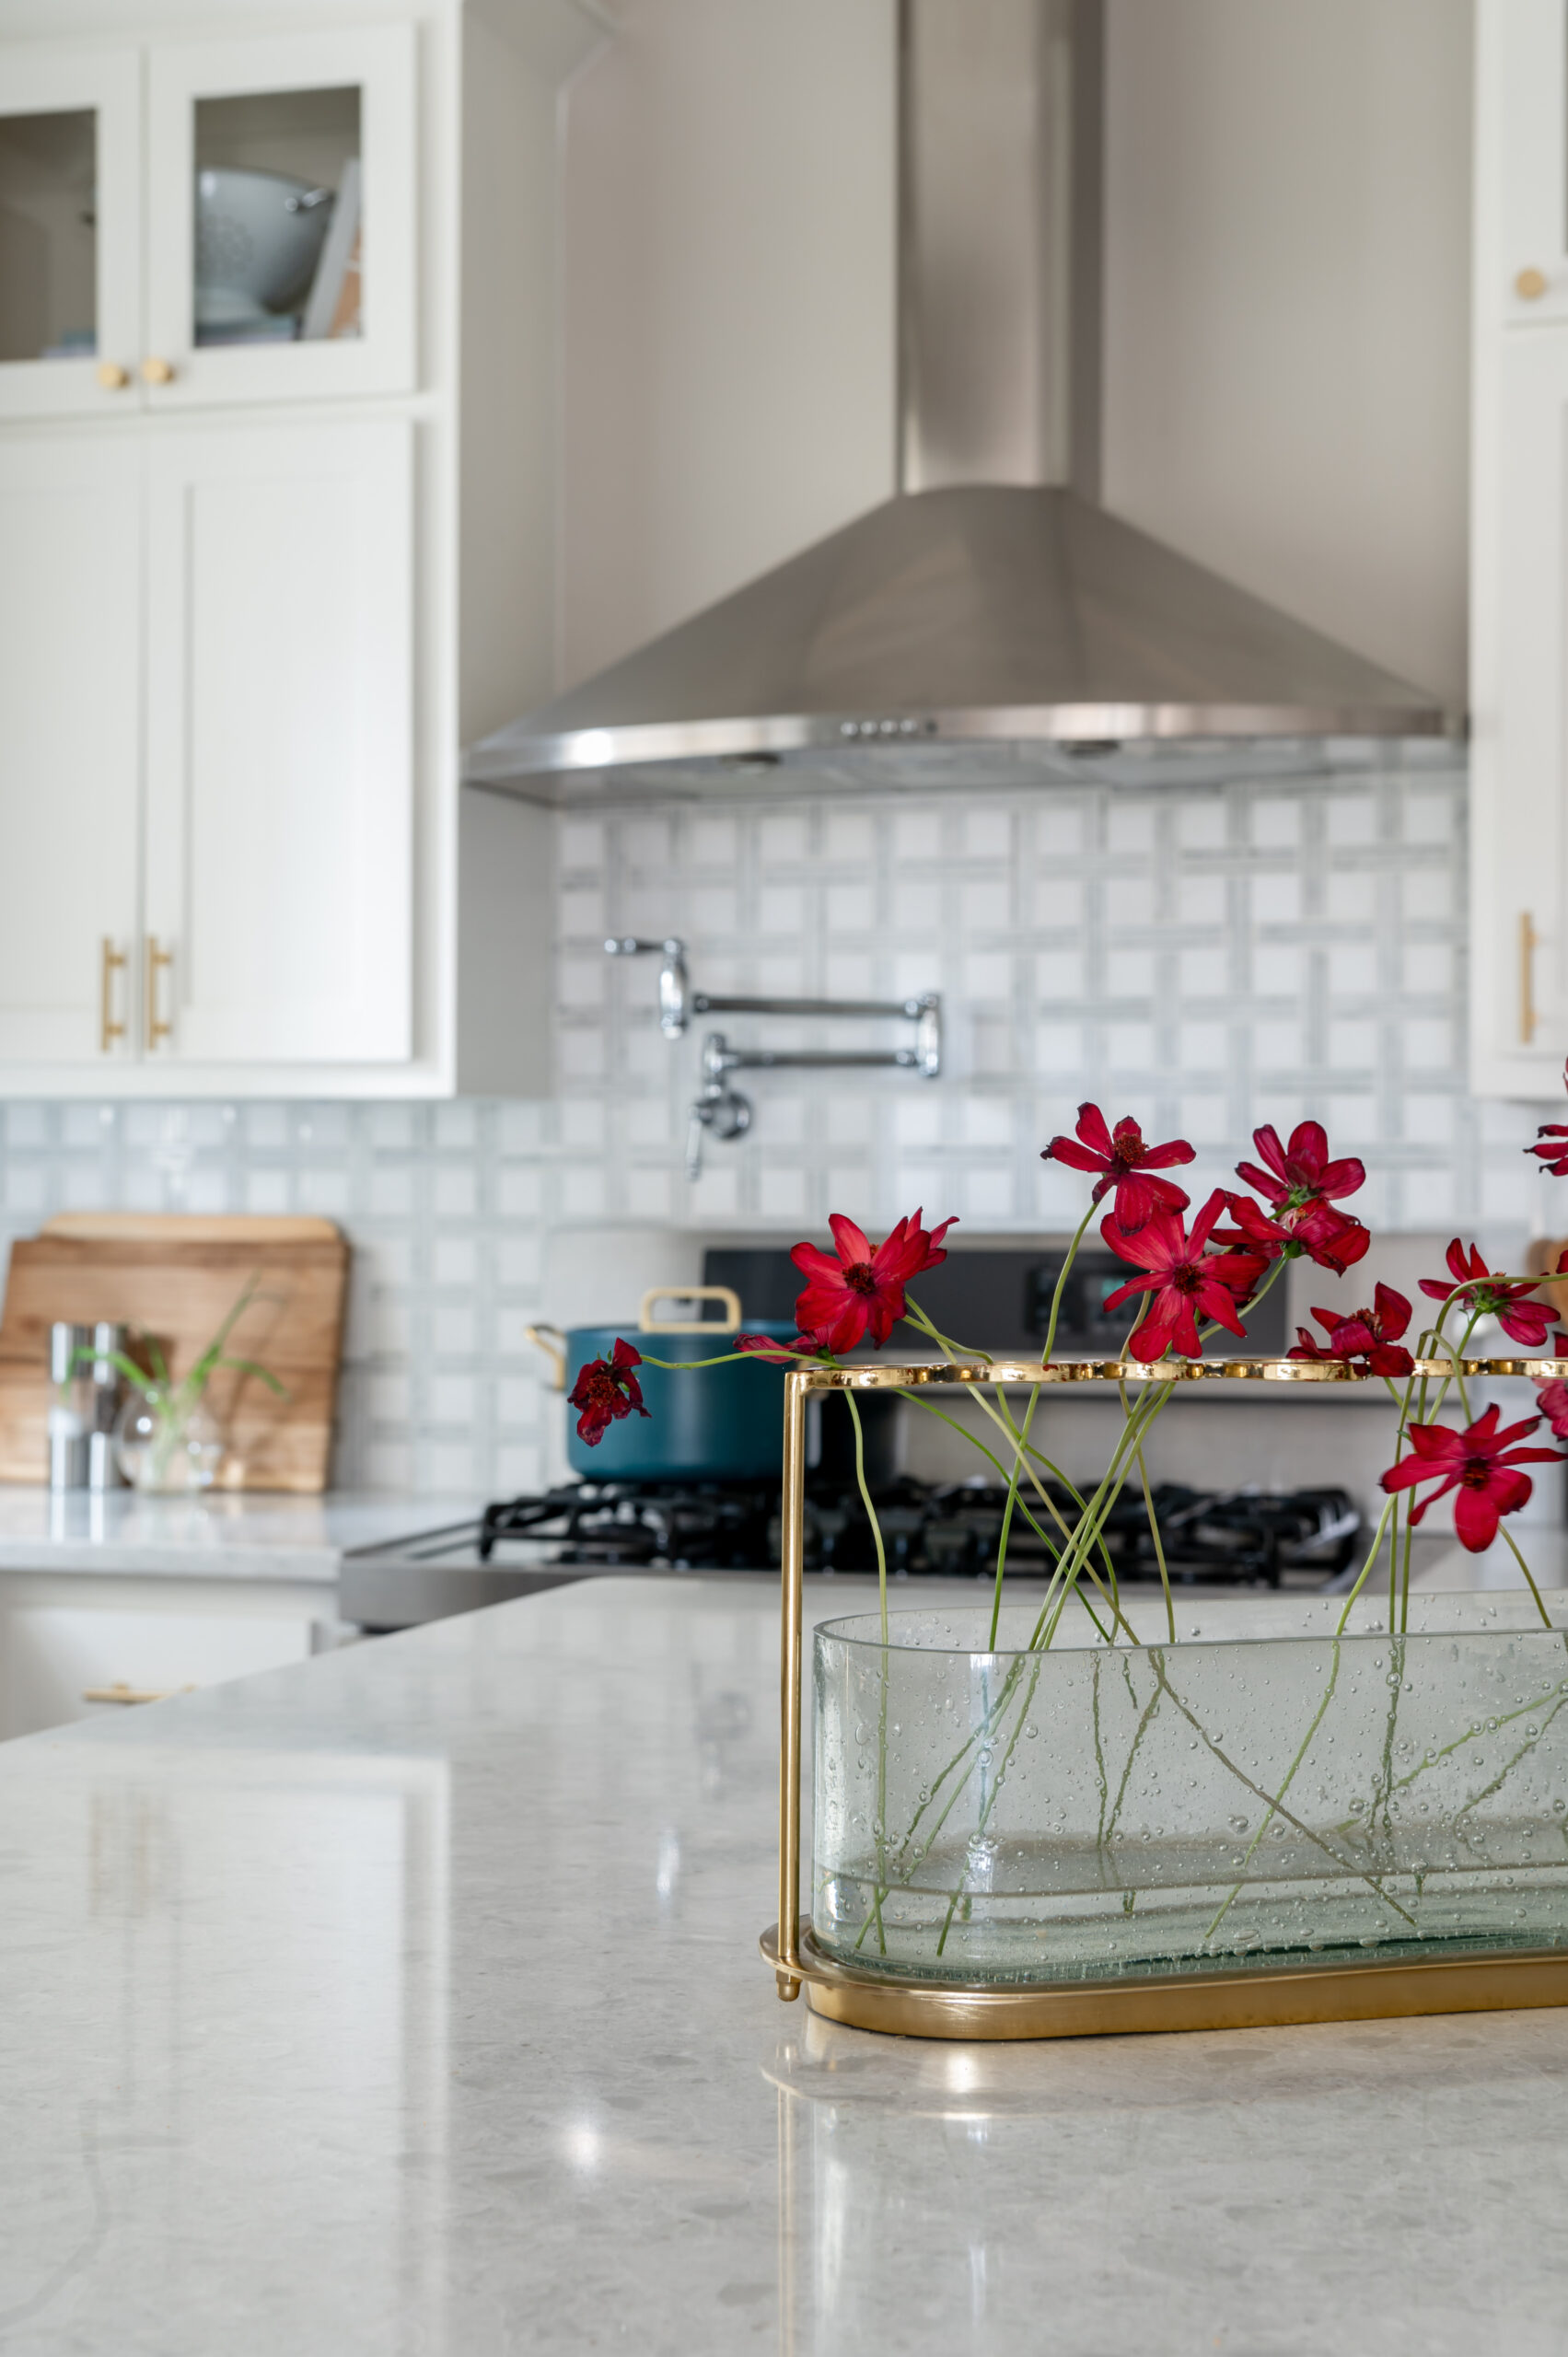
top-left (813, 1603), bottom-right (1568, 1986)
top-left (113, 1386), bottom-right (225, 1494)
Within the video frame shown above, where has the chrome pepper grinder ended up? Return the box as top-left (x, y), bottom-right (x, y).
top-left (87, 1321), bottom-right (127, 1490)
top-left (47, 1321), bottom-right (93, 1489)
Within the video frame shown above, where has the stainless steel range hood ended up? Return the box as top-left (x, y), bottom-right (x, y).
top-left (466, 0), bottom-right (1449, 803)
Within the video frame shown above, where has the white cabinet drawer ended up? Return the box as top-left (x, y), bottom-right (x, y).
top-left (0, 1597), bottom-right (320, 1740)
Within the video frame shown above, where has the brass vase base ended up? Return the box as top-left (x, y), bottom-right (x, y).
top-left (760, 1924), bottom-right (1568, 2041)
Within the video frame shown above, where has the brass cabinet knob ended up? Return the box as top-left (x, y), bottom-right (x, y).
top-left (1516, 267), bottom-right (1551, 302)
top-left (95, 361), bottom-right (130, 390)
top-left (141, 355), bottom-right (176, 385)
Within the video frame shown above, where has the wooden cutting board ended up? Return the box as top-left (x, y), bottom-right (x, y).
top-left (0, 1214), bottom-right (350, 1492)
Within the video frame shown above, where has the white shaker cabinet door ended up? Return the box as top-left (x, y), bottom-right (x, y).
top-left (143, 416), bottom-right (413, 1065)
top-left (1472, 328), bottom-right (1568, 1091)
top-left (0, 435), bottom-right (140, 1063)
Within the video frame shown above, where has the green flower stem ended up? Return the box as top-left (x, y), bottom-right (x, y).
top-left (1040, 1201), bottom-right (1098, 1364)
top-left (1334, 1495), bottom-right (1397, 1633)
top-left (1203, 1643), bottom-right (1342, 1941)
top-left (1101, 1662), bottom-right (1164, 1851)
top-left (935, 1653), bottom-right (1046, 1956)
top-left (1033, 1383), bottom-right (1173, 1649)
top-left (989, 1382), bottom-right (1040, 1647)
top-left (902, 1297), bottom-right (1128, 1627)
top-left (1124, 1384), bottom-right (1175, 1643)
top-left (1148, 1653), bottom-right (1416, 1928)
top-left (844, 1387), bottom-right (889, 1956)
top-left (1499, 1522), bottom-right (1555, 1628)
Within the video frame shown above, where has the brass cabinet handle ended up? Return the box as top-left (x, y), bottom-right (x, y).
top-left (95, 361), bottom-right (130, 390)
top-left (145, 935), bottom-right (172, 1050)
top-left (1515, 267), bottom-right (1550, 302)
top-left (83, 1682), bottom-right (195, 1706)
top-left (1521, 910), bottom-right (1540, 1044)
top-left (141, 355), bottom-right (175, 385)
top-left (99, 938), bottom-right (126, 1052)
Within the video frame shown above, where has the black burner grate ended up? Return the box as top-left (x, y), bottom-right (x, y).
top-left (478, 1476), bottom-right (1361, 1589)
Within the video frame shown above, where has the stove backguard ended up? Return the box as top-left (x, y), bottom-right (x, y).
top-left (703, 1239), bottom-right (1287, 1359)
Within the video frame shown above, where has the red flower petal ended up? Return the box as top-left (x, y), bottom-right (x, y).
top-left (1074, 1102), bottom-right (1115, 1159)
top-left (827, 1213), bottom-right (874, 1266)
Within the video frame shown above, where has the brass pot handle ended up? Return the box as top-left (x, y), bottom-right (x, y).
top-left (524, 1322), bottom-right (567, 1392)
top-left (640, 1284), bottom-right (742, 1335)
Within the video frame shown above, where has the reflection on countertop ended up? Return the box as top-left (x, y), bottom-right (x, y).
top-left (0, 1487), bottom-right (486, 1579)
top-left (0, 1575), bottom-right (1566, 2353)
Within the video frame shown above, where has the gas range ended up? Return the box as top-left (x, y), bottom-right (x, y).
top-left (340, 1476), bottom-right (1364, 1630)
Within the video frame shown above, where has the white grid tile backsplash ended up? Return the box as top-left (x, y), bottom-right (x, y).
top-left (0, 750), bottom-right (1551, 1493)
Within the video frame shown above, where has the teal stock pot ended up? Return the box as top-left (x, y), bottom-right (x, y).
top-left (527, 1286), bottom-right (798, 1481)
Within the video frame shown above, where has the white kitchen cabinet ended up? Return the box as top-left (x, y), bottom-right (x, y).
top-left (1471, 329), bottom-right (1568, 1090)
top-left (1472, 3), bottom-right (1568, 1094)
top-left (0, 25), bottom-right (412, 420)
top-left (0, 0), bottom-right (590, 1098)
top-left (0, 434), bottom-right (140, 1062)
top-left (144, 418), bottom-right (413, 1065)
top-left (0, 1572), bottom-right (337, 1740)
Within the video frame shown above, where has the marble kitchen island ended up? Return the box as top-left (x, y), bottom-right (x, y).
top-left (1, 1575), bottom-right (1567, 2355)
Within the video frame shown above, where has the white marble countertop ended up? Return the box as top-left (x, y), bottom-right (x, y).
top-left (0, 1487), bottom-right (480, 1580)
top-left (1, 1573), bottom-right (1566, 2353)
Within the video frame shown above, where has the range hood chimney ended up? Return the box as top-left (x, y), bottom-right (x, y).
top-left (467, 0), bottom-right (1449, 802)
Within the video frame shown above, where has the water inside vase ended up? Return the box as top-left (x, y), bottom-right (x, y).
top-left (812, 1610), bottom-right (1568, 1982)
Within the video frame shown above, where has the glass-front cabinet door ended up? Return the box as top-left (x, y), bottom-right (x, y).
top-left (145, 25), bottom-right (415, 408)
top-left (1487, 0), bottom-right (1568, 329)
top-left (0, 49), bottom-right (140, 421)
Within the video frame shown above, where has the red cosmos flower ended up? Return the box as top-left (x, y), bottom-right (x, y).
top-left (735, 1332), bottom-right (822, 1363)
top-left (568, 1338), bottom-right (651, 1446)
top-left (1100, 1190), bottom-right (1266, 1363)
top-left (1225, 1119), bottom-right (1369, 1271)
top-left (1237, 1120), bottom-right (1365, 1213)
top-left (1525, 1059), bottom-right (1568, 1175)
top-left (789, 1210), bottom-right (957, 1353)
top-left (1527, 1127), bottom-right (1568, 1178)
top-left (1532, 1332), bottom-right (1568, 1439)
top-left (1219, 1190), bottom-right (1371, 1273)
top-left (1418, 1239), bottom-right (1558, 1348)
top-left (1288, 1283), bottom-right (1414, 1378)
top-left (1380, 1404), bottom-right (1563, 1552)
top-left (1041, 1104), bottom-right (1194, 1233)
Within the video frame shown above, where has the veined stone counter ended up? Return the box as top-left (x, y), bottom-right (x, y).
top-left (0, 1576), bottom-right (1565, 2354)
top-left (0, 1488), bottom-right (482, 1580)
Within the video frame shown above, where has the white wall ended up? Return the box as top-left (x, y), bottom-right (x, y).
top-left (1103, 0), bottom-right (1472, 703)
top-left (559, 0), bottom-right (1473, 702)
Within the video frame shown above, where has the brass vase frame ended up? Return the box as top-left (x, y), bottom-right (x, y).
top-left (761, 1354), bottom-right (1568, 2039)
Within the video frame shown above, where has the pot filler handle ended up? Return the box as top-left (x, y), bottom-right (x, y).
top-left (524, 1323), bottom-right (568, 1392)
top-left (639, 1285), bottom-right (741, 1335)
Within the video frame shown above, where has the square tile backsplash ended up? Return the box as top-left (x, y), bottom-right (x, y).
top-left (0, 748), bottom-right (1551, 1493)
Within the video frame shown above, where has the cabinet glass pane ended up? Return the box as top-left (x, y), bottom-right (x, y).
top-left (193, 87), bottom-right (361, 349)
top-left (0, 109), bottom-right (96, 364)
